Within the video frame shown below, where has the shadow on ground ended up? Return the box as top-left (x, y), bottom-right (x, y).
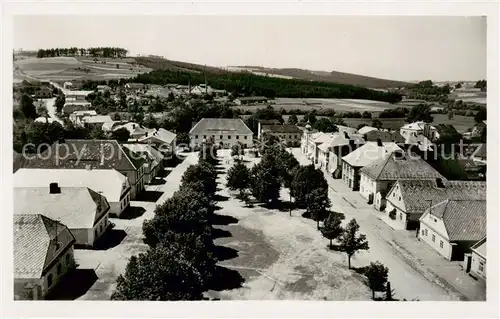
top-left (213, 245), bottom-right (239, 262)
top-left (208, 266), bottom-right (245, 291)
top-left (137, 190), bottom-right (163, 202)
top-left (92, 229), bottom-right (127, 250)
top-left (211, 213), bottom-right (238, 226)
top-left (45, 269), bottom-right (98, 300)
top-left (155, 169), bottom-right (172, 178)
top-left (212, 228), bottom-right (232, 239)
top-left (149, 177), bottom-right (166, 185)
top-left (120, 206), bottom-right (146, 220)
top-left (213, 194), bottom-right (230, 202)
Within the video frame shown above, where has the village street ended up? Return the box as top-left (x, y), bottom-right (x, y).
top-left (42, 97), bottom-right (64, 125)
top-left (70, 152), bottom-right (198, 300)
top-left (290, 148), bottom-right (486, 301)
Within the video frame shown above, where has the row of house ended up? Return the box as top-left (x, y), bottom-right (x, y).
top-left (300, 121), bottom-right (487, 281)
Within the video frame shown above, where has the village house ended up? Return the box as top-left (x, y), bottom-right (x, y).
top-left (260, 124), bottom-right (303, 147)
top-left (384, 179), bottom-right (486, 230)
top-left (33, 86), bottom-right (53, 99)
top-left (14, 184), bottom-right (111, 247)
top-left (234, 96), bottom-right (269, 105)
top-left (418, 199), bottom-right (486, 261)
top-left (14, 214), bottom-right (75, 300)
top-left (189, 118), bottom-right (253, 149)
top-left (125, 82), bottom-right (147, 93)
top-left (19, 139), bottom-right (146, 199)
top-left (113, 122), bottom-right (152, 139)
top-left (122, 143), bottom-right (164, 184)
top-left (257, 119), bottom-right (282, 139)
top-left (81, 115), bottom-right (113, 127)
top-left (102, 120), bottom-right (127, 132)
top-left (69, 110), bottom-right (97, 126)
top-left (62, 101), bottom-right (92, 115)
top-left (357, 126), bottom-right (379, 136)
top-left (317, 132), bottom-right (365, 178)
top-left (13, 168), bottom-right (132, 217)
top-left (65, 90), bottom-right (92, 101)
top-left (63, 82), bottom-right (73, 90)
top-left (359, 150), bottom-right (444, 209)
top-left (362, 129), bottom-right (405, 144)
top-left (400, 121), bottom-right (439, 141)
top-left (96, 85), bottom-right (112, 93)
top-left (137, 128), bottom-right (177, 155)
top-left (341, 140), bottom-right (402, 190)
top-left (34, 116), bottom-right (55, 124)
top-left (467, 237), bottom-right (486, 281)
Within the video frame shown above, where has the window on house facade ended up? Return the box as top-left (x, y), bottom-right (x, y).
top-left (479, 261), bottom-right (485, 272)
top-left (244, 136), bottom-right (247, 139)
top-left (399, 213), bottom-right (402, 220)
top-left (236, 135), bottom-right (239, 139)
top-left (95, 229), bottom-right (98, 237)
top-left (228, 135), bottom-right (231, 139)
top-left (432, 234), bottom-right (436, 242)
top-left (48, 274), bottom-right (53, 287)
top-left (399, 196), bottom-right (401, 201)
top-left (440, 241), bottom-right (443, 248)
top-left (220, 135), bottom-right (223, 139)
top-left (195, 135), bottom-right (198, 139)
top-left (57, 263), bottom-right (62, 275)
top-left (203, 135), bottom-right (206, 139)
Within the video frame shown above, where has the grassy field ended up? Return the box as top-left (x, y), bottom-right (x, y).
top-left (14, 56), bottom-right (151, 82)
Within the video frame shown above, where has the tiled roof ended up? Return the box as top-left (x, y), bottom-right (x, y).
top-left (401, 121), bottom-right (436, 130)
top-left (15, 187), bottom-right (109, 229)
top-left (14, 214), bottom-right (75, 279)
top-left (342, 142), bottom-right (402, 167)
top-left (14, 168), bottom-right (129, 202)
top-left (360, 151), bottom-right (443, 180)
top-left (262, 124), bottom-right (302, 134)
top-left (364, 130), bottom-right (405, 143)
top-left (392, 180), bottom-right (486, 214)
top-left (139, 128), bottom-right (176, 145)
top-left (471, 237), bottom-right (486, 258)
top-left (123, 144), bottom-right (163, 167)
top-left (19, 139), bottom-right (144, 171)
top-left (317, 132), bottom-right (365, 152)
top-left (336, 125), bottom-right (358, 135)
top-left (82, 115), bottom-right (113, 124)
top-left (404, 134), bottom-right (433, 151)
top-left (428, 199), bottom-right (486, 241)
top-left (258, 119), bottom-right (281, 125)
top-left (189, 118), bottom-right (253, 135)
top-left (357, 126), bottom-right (379, 135)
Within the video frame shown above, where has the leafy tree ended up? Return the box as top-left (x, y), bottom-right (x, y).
top-left (339, 219), bottom-right (369, 269)
top-left (176, 132), bottom-right (190, 146)
top-left (143, 114), bottom-right (158, 128)
top-left (54, 95), bottom-right (65, 113)
top-left (89, 126), bottom-right (106, 139)
top-left (321, 212), bottom-right (344, 248)
top-left (181, 162), bottom-right (217, 198)
top-left (306, 188), bottom-right (331, 229)
top-left (111, 112), bottom-right (121, 121)
top-left (313, 118), bottom-right (338, 133)
top-left (455, 82), bottom-right (462, 89)
top-left (474, 79), bottom-right (486, 92)
top-left (20, 94), bottom-right (37, 119)
top-left (112, 127), bottom-right (131, 142)
top-left (406, 104), bottom-right (433, 123)
top-left (371, 119), bottom-right (383, 130)
top-left (474, 106), bottom-right (487, 123)
top-left (303, 110), bottom-right (317, 125)
top-left (226, 160), bottom-right (251, 191)
top-left (365, 261), bottom-right (389, 300)
top-left (362, 111), bottom-right (372, 119)
top-left (198, 143), bottom-right (219, 167)
top-left (287, 114), bottom-right (298, 125)
top-left (291, 164), bottom-right (328, 207)
top-left (356, 123), bottom-right (367, 131)
top-left (250, 160), bottom-right (281, 205)
top-left (111, 239), bottom-right (215, 300)
top-left (230, 143), bottom-right (244, 158)
top-left (36, 104), bottom-right (48, 117)
top-left (330, 116), bottom-right (346, 126)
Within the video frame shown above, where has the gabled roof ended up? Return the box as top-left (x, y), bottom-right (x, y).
top-left (401, 121), bottom-right (436, 130)
top-left (392, 179), bottom-right (486, 214)
top-left (82, 115), bottom-right (113, 124)
top-left (138, 128), bottom-right (176, 145)
top-left (360, 151), bottom-right (443, 180)
top-left (471, 237), bottom-right (486, 258)
top-left (364, 130), bottom-right (405, 144)
top-left (14, 187), bottom-right (110, 229)
top-left (19, 139), bottom-right (145, 171)
top-left (189, 118), bottom-right (253, 135)
top-left (317, 132), bottom-right (365, 152)
top-left (14, 168), bottom-right (130, 202)
top-left (336, 125), bottom-right (358, 135)
top-left (427, 199), bottom-right (486, 242)
top-left (262, 124), bottom-right (303, 134)
top-left (14, 214), bottom-right (75, 279)
top-left (123, 144), bottom-right (164, 167)
top-left (342, 142), bottom-right (402, 167)
top-left (357, 126), bottom-right (379, 135)
top-left (404, 134), bottom-right (433, 151)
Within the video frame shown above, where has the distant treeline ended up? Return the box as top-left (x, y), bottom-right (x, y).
top-left (129, 69), bottom-right (403, 103)
top-left (36, 47), bottom-right (128, 58)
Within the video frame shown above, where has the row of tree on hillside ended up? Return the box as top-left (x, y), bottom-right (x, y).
top-left (36, 47), bottom-right (128, 58)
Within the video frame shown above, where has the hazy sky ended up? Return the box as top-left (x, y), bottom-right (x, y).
top-left (14, 15), bottom-right (486, 82)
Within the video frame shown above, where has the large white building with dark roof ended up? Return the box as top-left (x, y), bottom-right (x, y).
top-left (189, 118), bottom-right (253, 149)
top-left (14, 214), bottom-right (75, 300)
top-left (14, 184), bottom-right (111, 247)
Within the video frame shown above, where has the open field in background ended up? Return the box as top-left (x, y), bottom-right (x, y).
top-left (14, 56), bottom-right (151, 82)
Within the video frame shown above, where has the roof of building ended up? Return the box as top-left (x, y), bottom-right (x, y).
top-left (474, 144), bottom-right (487, 159)
top-left (96, 85), bottom-right (111, 89)
top-left (390, 179), bottom-right (486, 214)
top-left (342, 142), bottom-right (402, 167)
top-left (138, 128), bottom-right (177, 145)
top-left (317, 132), bottom-right (365, 152)
top-left (113, 122), bottom-right (147, 136)
top-left (336, 125), bottom-right (358, 135)
top-left (19, 139), bottom-right (145, 171)
top-left (15, 186), bottom-right (109, 229)
top-left (14, 214), bottom-right (75, 279)
top-left (72, 110), bottom-right (97, 117)
top-left (364, 130), bottom-right (405, 144)
top-left (82, 115), bottom-right (113, 124)
top-left (357, 126), bottom-right (379, 135)
top-left (259, 119), bottom-right (281, 125)
top-left (65, 90), bottom-right (92, 97)
top-left (102, 120), bottom-right (126, 132)
top-left (34, 117), bottom-right (54, 124)
top-left (401, 121), bottom-right (436, 131)
top-left (14, 168), bottom-right (129, 202)
top-left (261, 124), bottom-right (302, 134)
top-left (360, 151), bottom-right (443, 180)
top-left (189, 118), bottom-right (253, 135)
top-left (126, 83), bottom-right (146, 89)
top-left (427, 199), bottom-right (486, 241)
top-left (122, 144), bottom-right (163, 167)
top-left (236, 96), bottom-right (268, 101)
top-left (404, 134), bottom-right (434, 151)
top-left (471, 237), bottom-right (486, 258)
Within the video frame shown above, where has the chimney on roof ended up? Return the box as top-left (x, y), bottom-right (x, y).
top-left (49, 182), bottom-right (60, 194)
top-left (436, 178), bottom-right (445, 188)
top-left (376, 138), bottom-right (383, 147)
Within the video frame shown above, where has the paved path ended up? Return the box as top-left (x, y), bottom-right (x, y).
top-left (42, 97), bottom-right (64, 125)
top-left (291, 148), bottom-right (485, 301)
